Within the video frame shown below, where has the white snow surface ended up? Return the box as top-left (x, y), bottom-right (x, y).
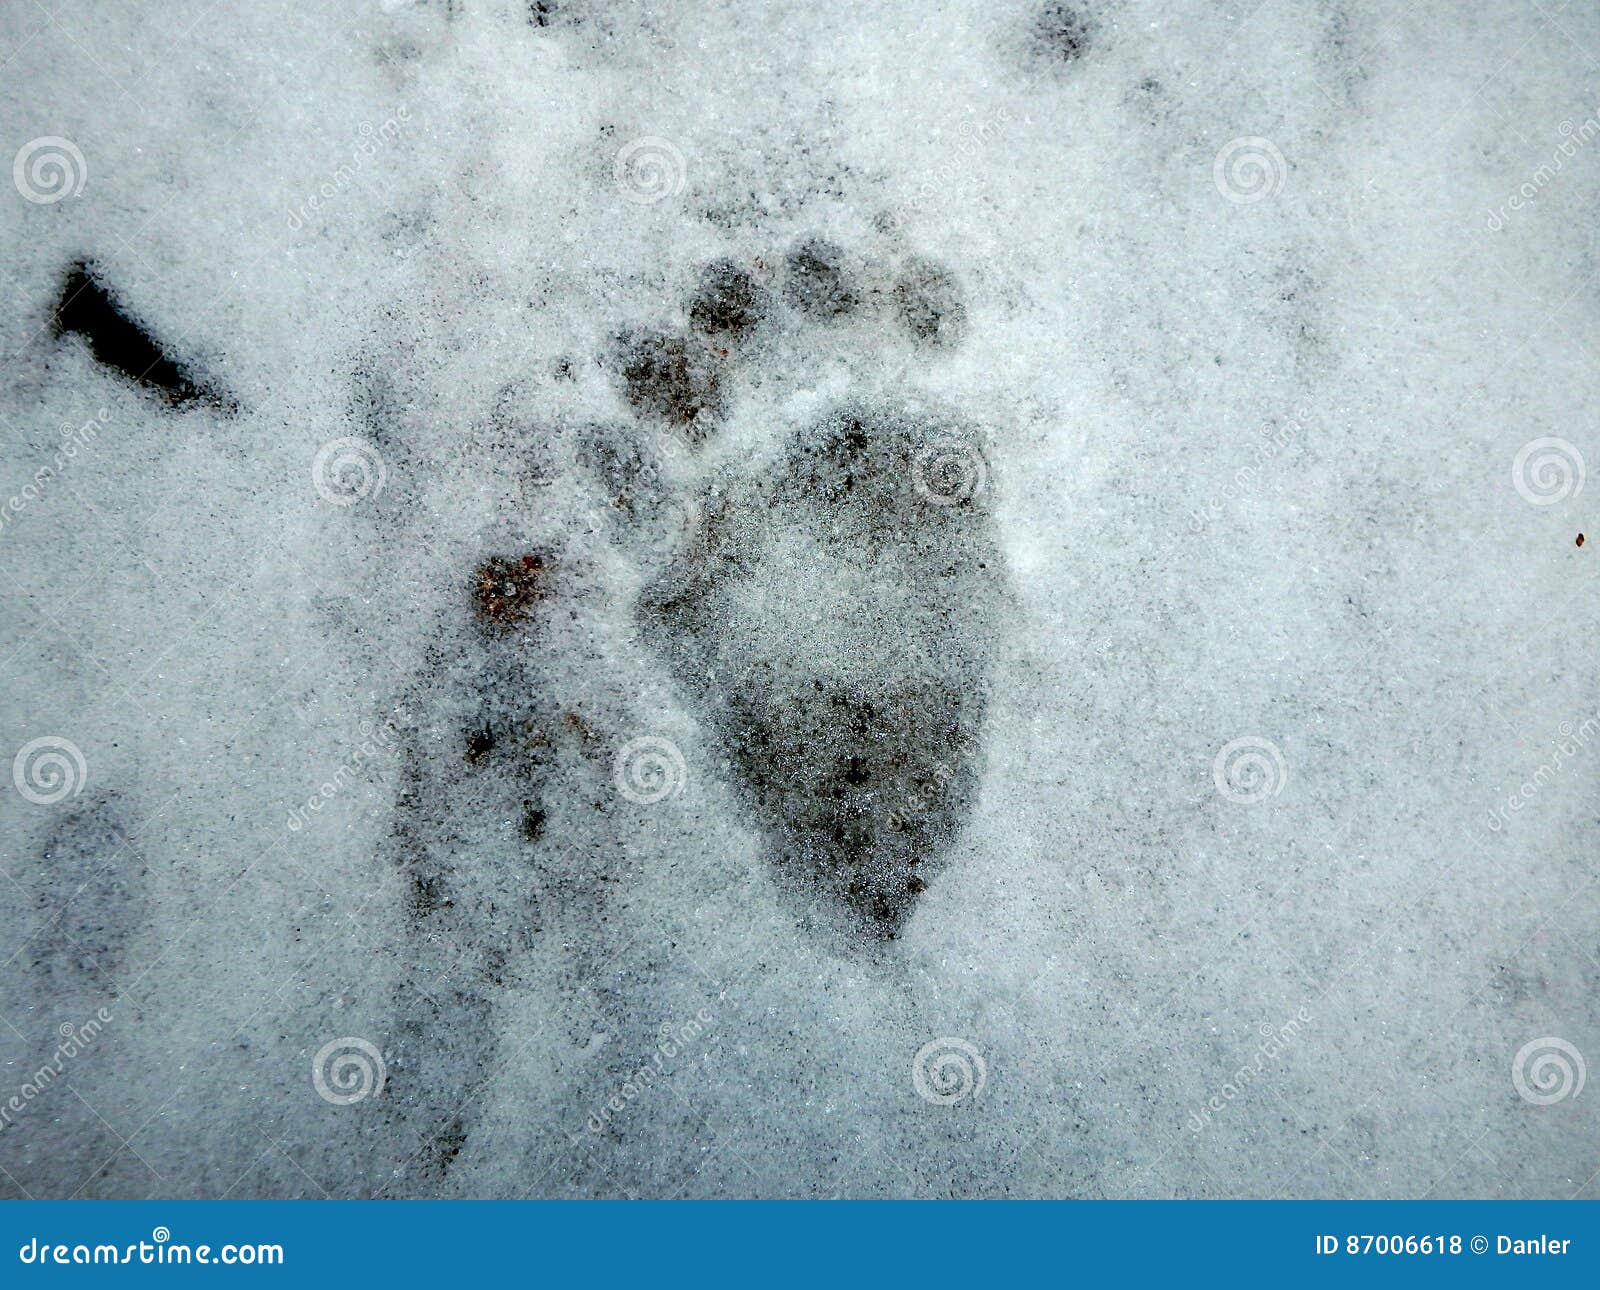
top-left (0, 0), bottom-right (1596, 1197)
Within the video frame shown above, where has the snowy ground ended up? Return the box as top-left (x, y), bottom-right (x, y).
top-left (0, 0), bottom-right (1596, 1198)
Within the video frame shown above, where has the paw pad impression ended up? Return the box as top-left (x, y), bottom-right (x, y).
top-left (639, 401), bottom-right (1001, 938)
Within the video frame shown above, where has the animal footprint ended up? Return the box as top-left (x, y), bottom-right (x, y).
top-left (596, 239), bottom-right (1002, 939)
top-left (363, 234), bottom-right (998, 1191)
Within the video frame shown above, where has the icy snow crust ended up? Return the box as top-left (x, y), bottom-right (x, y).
top-left (1, 0), bottom-right (1597, 1197)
